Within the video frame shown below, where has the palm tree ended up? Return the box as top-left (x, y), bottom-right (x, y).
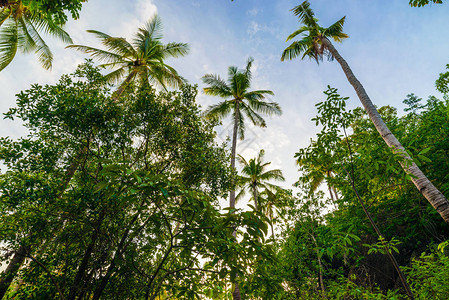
top-left (67, 14), bottom-right (189, 99)
top-left (296, 142), bottom-right (339, 205)
top-left (202, 57), bottom-right (281, 211)
top-left (202, 58), bottom-right (281, 300)
top-left (260, 188), bottom-right (289, 239)
top-left (236, 149), bottom-right (285, 212)
top-left (281, 0), bottom-right (449, 224)
top-left (0, 0), bottom-right (72, 71)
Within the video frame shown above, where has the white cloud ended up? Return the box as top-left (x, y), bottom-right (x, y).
top-left (246, 8), bottom-right (259, 17)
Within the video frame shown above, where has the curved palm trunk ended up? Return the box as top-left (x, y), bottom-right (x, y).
top-left (322, 38), bottom-right (449, 223)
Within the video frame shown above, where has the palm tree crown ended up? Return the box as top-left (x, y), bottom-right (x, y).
top-left (202, 57), bottom-right (281, 139)
top-left (0, 0), bottom-right (72, 71)
top-left (67, 14), bottom-right (189, 94)
top-left (236, 149), bottom-right (285, 211)
top-left (281, 0), bottom-right (348, 63)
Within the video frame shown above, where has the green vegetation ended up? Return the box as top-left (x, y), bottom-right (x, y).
top-left (0, 0), bottom-right (73, 70)
top-left (67, 14), bottom-right (189, 97)
top-left (1, 2), bottom-right (449, 300)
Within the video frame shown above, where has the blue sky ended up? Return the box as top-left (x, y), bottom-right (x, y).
top-left (1, 0), bottom-right (448, 206)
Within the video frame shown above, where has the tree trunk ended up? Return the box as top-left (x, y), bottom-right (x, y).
top-left (230, 101), bottom-right (242, 300)
top-left (112, 70), bottom-right (137, 102)
top-left (323, 38), bottom-right (449, 223)
top-left (0, 244), bottom-right (27, 298)
top-left (232, 283), bottom-right (242, 300)
top-left (309, 234), bottom-right (326, 296)
top-left (230, 101), bottom-right (240, 211)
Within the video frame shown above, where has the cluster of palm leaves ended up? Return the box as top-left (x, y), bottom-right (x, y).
top-left (67, 15), bottom-right (189, 95)
top-left (0, 0), bottom-right (71, 70)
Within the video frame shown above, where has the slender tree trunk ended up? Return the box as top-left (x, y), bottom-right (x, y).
top-left (112, 70), bottom-right (137, 102)
top-left (230, 101), bottom-right (240, 211)
top-left (0, 244), bottom-right (27, 298)
top-left (323, 38), bottom-right (449, 223)
top-left (309, 234), bottom-right (326, 296)
top-left (230, 101), bottom-right (242, 300)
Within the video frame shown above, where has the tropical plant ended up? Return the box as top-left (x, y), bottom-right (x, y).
top-left (436, 63), bottom-right (449, 94)
top-left (0, 0), bottom-right (72, 71)
top-left (67, 14), bottom-right (189, 98)
top-left (202, 58), bottom-right (281, 300)
top-left (0, 0), bottom-right (85, 25)
top-left (281, 0), bottom-right (449, 224)
top-left (202, 57), bottom-right (281, 210)
top-left (409, 0), bottom-right (443, 6)
top-left (236, 149), bottom-right (285, 212)
top-left (259, 188), bottom-right (289, 239)
top-left (0, 62), bottom-right (273, 299)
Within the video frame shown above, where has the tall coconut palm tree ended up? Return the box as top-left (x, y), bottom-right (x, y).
top-left (67, 14), bottom-right (189, 99)
top-left (0, 0), bottom-right (72, 71)
top-left (281, 0), bottom-right (449, 224)
top-left (202, 57), bottom-right (281, 210)
top-left (236, 149), bottom-right (285, 212)
top-left (202, 58), bottom-right (281, 300)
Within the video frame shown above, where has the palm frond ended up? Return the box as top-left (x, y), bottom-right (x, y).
top-left (0, 8), bottom-right (12, 26)
top-left (202, 74), bottom-right (232, 97)
top-left (202, 100), bottom-right (233, 120)
top-left (66, 44), bottom-right (124, 63)
top-left (103, 67), bottom-right (128, 84)
top-left (323, 16), bottom-right (348, 42)
top-left (99, 36), bottom-right (136, 57)
top-left (240, 102), bottom-right (266, 127)
top-left (140, 14), bottom-right (163, 41)
top-left (147, 63), bottom-right (184, 89)
top-left (291, 1), bottom-right (316, 27)
top-left (244, 57), bottom-right (254, 81)
top-left (30, 15), bottom-right (72, 44)
top-left (245, 90), bottom-right (275, 101)
top-left (246, 98), bottom-right (282, 116)
top-left (260, 169), bottom-right (285, 182)
top-left (237, 154), bottom-right (249, 167)
top-left (286, 26), bottom-right (309, 41)
top-left (235, 186), bottom-right (248, 204)
top-left (0, 19), bottom-right (18, 70)
top-left (86, 29), bottom-right (112, 40)
top-left (22, 17), bottom-right (53, 69)
top-left (17, 17), bottom-right (36, 53)
top-left (281, 39), bottom-right (311, 61)
top-left (160, 42), bottom-right (189, 58)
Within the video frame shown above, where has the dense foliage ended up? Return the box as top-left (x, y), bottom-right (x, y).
top-left (1, 1), bottom-right (449, 299)
top-left (247, 87), bottom-right (449, 299)
top-left (0, 63), bottom-right (274, 299)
